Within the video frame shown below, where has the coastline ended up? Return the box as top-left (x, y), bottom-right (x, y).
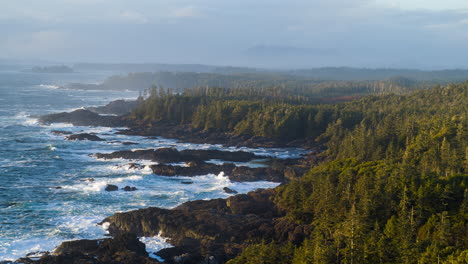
top-left (4, 101), bottom-right (319, 263)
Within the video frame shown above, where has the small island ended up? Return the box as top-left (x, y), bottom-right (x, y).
top-left (25, 65), bottom-right (74, 73)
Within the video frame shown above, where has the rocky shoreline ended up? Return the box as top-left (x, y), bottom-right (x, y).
top-left (37, 103), bottom-right (319, 149)
top-left (102, 189), bottom-right (310, 264)
top-left (92, 147), bottom-right (313, 183)
top-left (12, 189), bottom-right (310, 264)
top-left (9, 101), bottom-right (320, 264)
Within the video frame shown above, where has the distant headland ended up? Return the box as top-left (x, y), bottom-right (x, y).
top-left (24, 65), bottom-right (74, 73)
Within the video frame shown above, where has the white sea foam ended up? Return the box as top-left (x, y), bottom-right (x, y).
top-left (38, 84), bottom-right (60, 89)
top-left (62, 174), bottom-right (144, 193)
top-left (230, 181), bottom-right (281, 193)
top-left (91, 161), bottom-right (154, 175)
top-left (54, 215), bottom-right (106, 237)
top-left (47, 144), bottom-right (56, 151)
top-left (0, 237), bottom-right (62, 261)
top-left (206, 159), bottom-right (268, 168)
top-left (43, 122), bottom-right (74, 128)
top-left (140, 234), bottom-right (173, 261)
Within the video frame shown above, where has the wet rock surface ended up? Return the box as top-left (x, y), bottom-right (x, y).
top-left (17, 233), bottom-right (159, 264)
top-left (66, 133), bottom-right (105, 141)
top-left (101, 189), bottom-right (309, 263)
top-left (105, 184), bottom-right (119, 192)
top-left (86, 99), bottom-right (141, 116)
top-left (150, 162), bottom-right (286, 182)
top-left (94, 148), bottom-right (263, 164)
top-left (51, 130), bottom-right (73, 135)
top-left (123, 186), bottom-right (137, 191)
top-left (39, 109), bottom-right (128, 127)
top-left (223, 187), bottom-right (238, 194)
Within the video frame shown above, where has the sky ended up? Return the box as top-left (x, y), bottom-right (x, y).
top-left (1, 0), bottom-right (468, 69)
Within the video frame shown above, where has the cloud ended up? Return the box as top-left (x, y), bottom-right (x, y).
top-left (171, 6), bottom-right (201, 18)
top-left (0, 30), bottom-right (72, 59)
top-left (119, 10), bottom-right (149, 24)
top-left (1, 0), bottom-right (468, 68)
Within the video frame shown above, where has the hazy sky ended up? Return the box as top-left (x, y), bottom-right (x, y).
top-left (1, 0), bottom-right (468, 69)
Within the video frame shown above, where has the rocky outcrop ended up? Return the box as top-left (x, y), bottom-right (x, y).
top-left (16, 233), bottom-right (159, 264)
top-left (66, 133), bottom-right (105, 141)
top-left (223, 187), bottom-right (238, 194)
top-left (150, 162), bottom-right (285, 182)
top-left (94, 148), bottom-right (263, 164)
top-left (51, 130), bottom-right (73, 135)
top-left (117, 122), bottom-right (318, 149)
top-left (40, 107), bottom-right (319, 149)
top-left (105, 184), bottom-right (119, 192)
top-left (39, 109), bottom-right (127, 127)
top-left (150, 162), bottom-right (235, 177)
top-left (86, 99), bottom-right (141, 116)
top-left (101, 189), bottom-right (308, 263)
top-left (123, 186), bottom-right (137, 191)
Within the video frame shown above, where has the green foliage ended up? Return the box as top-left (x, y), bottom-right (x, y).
top-left (226, 241), bottom-right (295, 264)
top-left (229, 83), bottom-right (467, 264)
top-left (130, 81), bottom-right (467, 263)
top-left (129, 85), bottom-right (337, 141)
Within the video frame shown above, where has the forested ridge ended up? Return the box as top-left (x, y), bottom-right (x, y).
top-left (228, 83), bottom-right (467, 263)
top-left (128, 81), bottom-right (467, 263)
top-left (71, 71), bottom-right (431, 98)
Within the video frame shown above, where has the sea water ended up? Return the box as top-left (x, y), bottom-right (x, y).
top-left (0, 70), bottom-right (308, 261)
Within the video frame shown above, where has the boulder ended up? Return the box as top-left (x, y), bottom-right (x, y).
top-left (223, 187), bottom-right (238, 194)
top-left (51, 130), bottom-right (73, 135)
top-left (123, 186), bottom-right (137, 192)
top-left (181, 181), bottom-right (194, 185)
top-left (19, 233), bottom-right (159, 264)
top-left (66, 133), bottom-right (105, 141)
top-left (122, 141), bottom-right (138, 145)
top-left (39, 109), bottom-right (126, 127)
top-left (105, 185), bottom-right (119, 192)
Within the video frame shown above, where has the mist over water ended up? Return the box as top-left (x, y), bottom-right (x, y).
top-left (0, 70), bottom-right (306, 260)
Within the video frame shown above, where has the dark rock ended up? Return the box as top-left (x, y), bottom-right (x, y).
top-left (229, 166), bottom-right (285, 182)
top-left (223, 187), bottom-right (238, 194)
top-left (94, 148), bottom-right (264, 164)
top-left (181, 181), bottom-right (194, 185)
top-left (105, 185), bottom-right (119, 192)
top-left (80, 178), bottom-right (95, 182)
top-left (181, 149), bottom-right (258, 162)
top-left (66, 133), bottom-right (105, 141)
top-left (86, 99), bottom-right (140, 116)
top-left (25, 251), bottom-right (49, 258)
top-left (39, 109), bottom-right (127, 127)
top-left (123, 186), bottom-right (137, 191)
top-left (150, 162), bottom-right (235, 178)
top-left (54, 186), bottom-right (62, 189)
top-left (101, 189), bottom-right (301, 263)
top-left (19, 233), bottom-right (159, 264)
top-left (128, 163), bottom-right (145, 170)
top-left (51, 130), bottom-right (73, 135)
top-left (151, 163), bottom-right (285, 182)
top-left (122, 141), bottom-right (138, 145)
top-left (54, 239), bottom-right (101, 255)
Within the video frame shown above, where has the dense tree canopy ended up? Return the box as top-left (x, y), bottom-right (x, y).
top-left (229, 83), bottom-right (467, 264)
top-left (129, 80), bottom-right (467, 263)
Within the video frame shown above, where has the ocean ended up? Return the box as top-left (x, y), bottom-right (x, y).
top-left (0, 70), bottom-right (307, 261)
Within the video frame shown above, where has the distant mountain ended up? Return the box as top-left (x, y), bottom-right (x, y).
top-left (25, 65), bottom-right (74, 73)
top-left (245, 45), bottom-right (336, 57)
